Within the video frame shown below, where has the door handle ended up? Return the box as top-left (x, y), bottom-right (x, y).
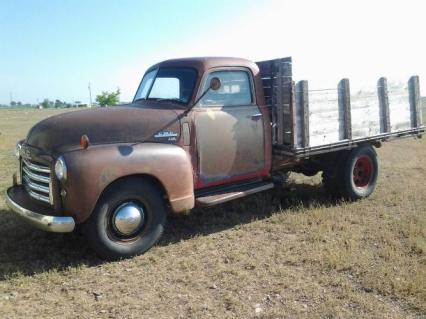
top-left (249, 113), bottom-right (262, 121)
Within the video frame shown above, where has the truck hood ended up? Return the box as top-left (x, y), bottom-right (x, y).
top-left (25, 105), bottom-right (182, 155)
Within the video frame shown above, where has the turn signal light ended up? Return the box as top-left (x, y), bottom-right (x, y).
top-left (80, 134), bottom-right (90, 149)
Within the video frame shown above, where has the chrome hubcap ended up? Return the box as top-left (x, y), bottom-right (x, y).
top-left (112, 202), bottom-right (145, 236)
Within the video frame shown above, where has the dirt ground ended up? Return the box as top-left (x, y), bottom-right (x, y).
top-left (0, 108), bottom-right (425, 318)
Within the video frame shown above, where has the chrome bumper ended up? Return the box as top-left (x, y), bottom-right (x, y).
top-left (5, 189), bottom-right (75, 233)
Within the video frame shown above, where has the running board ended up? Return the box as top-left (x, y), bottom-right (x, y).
top-left (195, 181), bottom-right (274, 207)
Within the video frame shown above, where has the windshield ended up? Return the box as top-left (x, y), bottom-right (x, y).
top-left (133, 67), bottom-right (197, 105)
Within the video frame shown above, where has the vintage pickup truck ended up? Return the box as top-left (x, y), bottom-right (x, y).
top-left (6, 57), bottom-right (424, 260)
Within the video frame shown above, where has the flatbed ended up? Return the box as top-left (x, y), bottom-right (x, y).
top-left (257, 57), bottom-right (424, 159)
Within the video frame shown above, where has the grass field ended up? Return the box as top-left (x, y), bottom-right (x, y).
top-left (0, 108), bottom-right (425, 318)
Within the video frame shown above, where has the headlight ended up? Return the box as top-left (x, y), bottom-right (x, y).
top-left (15, 142), bottom-right (22, 158)
top-left (55, 156), bottom-right (67, 182)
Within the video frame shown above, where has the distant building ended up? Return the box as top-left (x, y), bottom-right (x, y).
top-left (73, 101), bottom-right (88, 108)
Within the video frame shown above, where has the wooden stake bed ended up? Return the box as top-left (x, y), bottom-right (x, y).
top-left (256, 57), bottom-right (425, 158)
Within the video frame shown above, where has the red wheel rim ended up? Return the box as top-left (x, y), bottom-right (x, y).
top-left (353, 155), bottom-right (373, 188)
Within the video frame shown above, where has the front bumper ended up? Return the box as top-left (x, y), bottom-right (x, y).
top-left (5, 186), bottom-right (75, 233)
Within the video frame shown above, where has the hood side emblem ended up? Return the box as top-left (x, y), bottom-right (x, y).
top-left (154, 131), bottom-right (178, 142)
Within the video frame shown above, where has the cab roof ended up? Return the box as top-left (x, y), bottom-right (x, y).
top-left (147, 57), bottom-right (259, 74)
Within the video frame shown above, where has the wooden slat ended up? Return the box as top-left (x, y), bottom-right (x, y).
top-left (296, 80), bottom-right (309, 148)
top-left (377, 77), bottom-right (390, 133)
top-left (274, 60), bottom-right (284, 145)
top-left (338, 79), bottom-right (352, 140)
top-left (257, 57), bottom-right (292, 78)
top-left (290, 81), bottom-right (297, 146)
top-left (256, 57), bottom-right (293, 146)
top-left (408, 75), bottom-right (421, 127)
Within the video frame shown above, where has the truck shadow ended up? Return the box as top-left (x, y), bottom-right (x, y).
top-left (0, 210), bottom-right (99, 281)
top-left (160, 182), bottom-right (342, 246)
top-left (0, 181), bottom-right (341, 280)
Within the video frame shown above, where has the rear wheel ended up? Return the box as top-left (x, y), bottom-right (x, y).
top-left (82, 178), bottom-right (166, 260)
top-left (322, 145), bottom-right (378, 200)
top-left (341, 145), bottom-right (378, 200)
top-left (322, 152), bottom-right (346, 196)
top-left (322, 168), bottom-right (341, 196)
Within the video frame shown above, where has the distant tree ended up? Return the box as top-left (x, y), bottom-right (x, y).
top-left (17, 101), bottom-right (22, 106)
top-left (96, 89), bottom-right (120, 107)
top-left (54, 99), bottom-right (64, 108)
top-left (41, 99), bottom-right (51, 109)
top-left (10, 101), bottom-right (17, 107)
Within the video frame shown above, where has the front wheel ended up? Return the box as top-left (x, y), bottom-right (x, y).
top-left (82, 178), bottom-right (167, 260)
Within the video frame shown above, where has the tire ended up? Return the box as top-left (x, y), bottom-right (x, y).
top-left (82, 177), bottom-right (167, 260)
top-left (322, 152), bottom-right (347, 196)
top-left (322, 168), bottom-right (341, 196)
top-left (341, 145), bottom-right (378, 200)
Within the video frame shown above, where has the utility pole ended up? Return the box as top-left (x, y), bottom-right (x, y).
top-left (88, 82), bottom-right (93, 108)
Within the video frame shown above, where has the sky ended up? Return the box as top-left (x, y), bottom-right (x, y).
top-left (0, 0), bottom-right (425, 104)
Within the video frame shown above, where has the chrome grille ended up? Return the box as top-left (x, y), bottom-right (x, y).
top-left (21, 158), bottom-right (52, 204)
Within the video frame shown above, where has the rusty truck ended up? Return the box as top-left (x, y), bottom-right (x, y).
top-left (6, 57), bottom-right (424, 259)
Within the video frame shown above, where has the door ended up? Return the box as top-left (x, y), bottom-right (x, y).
top-left (194, 69), bottom-right (265, 187)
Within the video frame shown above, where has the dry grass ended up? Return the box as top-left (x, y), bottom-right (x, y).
top-left (0, 108), bottom-right (425, 318)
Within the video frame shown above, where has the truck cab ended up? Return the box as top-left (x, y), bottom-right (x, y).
top-left (136, 58), bottom-right (271, 188)
top-left (6, 57), bottom-right (424, 260)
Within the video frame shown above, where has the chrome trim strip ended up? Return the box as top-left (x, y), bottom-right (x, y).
top-left (23, 175), bottom-right (49, 194)
top-left (49, 179), bottom-right (54, 205)
top-left (21, 158), bottom-right (54, 206)
top-left (25, 187), bottom-right (51, 204)
top-left (22, 166), bottom-right (50, 184)
top-left (22, 159), bottom-right (51, 174)
top-left (5, 189), bottom-right (75, 233)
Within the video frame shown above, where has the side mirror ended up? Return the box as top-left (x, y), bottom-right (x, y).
top-left (185, 76), bottom-right (222, 113)
top-left (210, 77), bottom-right (221, 91)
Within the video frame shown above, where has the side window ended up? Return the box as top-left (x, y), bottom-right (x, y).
top-left (199, 70), bottom-right (252, 107)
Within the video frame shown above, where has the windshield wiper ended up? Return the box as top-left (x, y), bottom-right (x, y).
top-left (154, 98), bottom-right (186, 104)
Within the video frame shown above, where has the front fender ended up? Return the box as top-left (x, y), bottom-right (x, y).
top-left (61, 143), bottom-right (194, 223)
